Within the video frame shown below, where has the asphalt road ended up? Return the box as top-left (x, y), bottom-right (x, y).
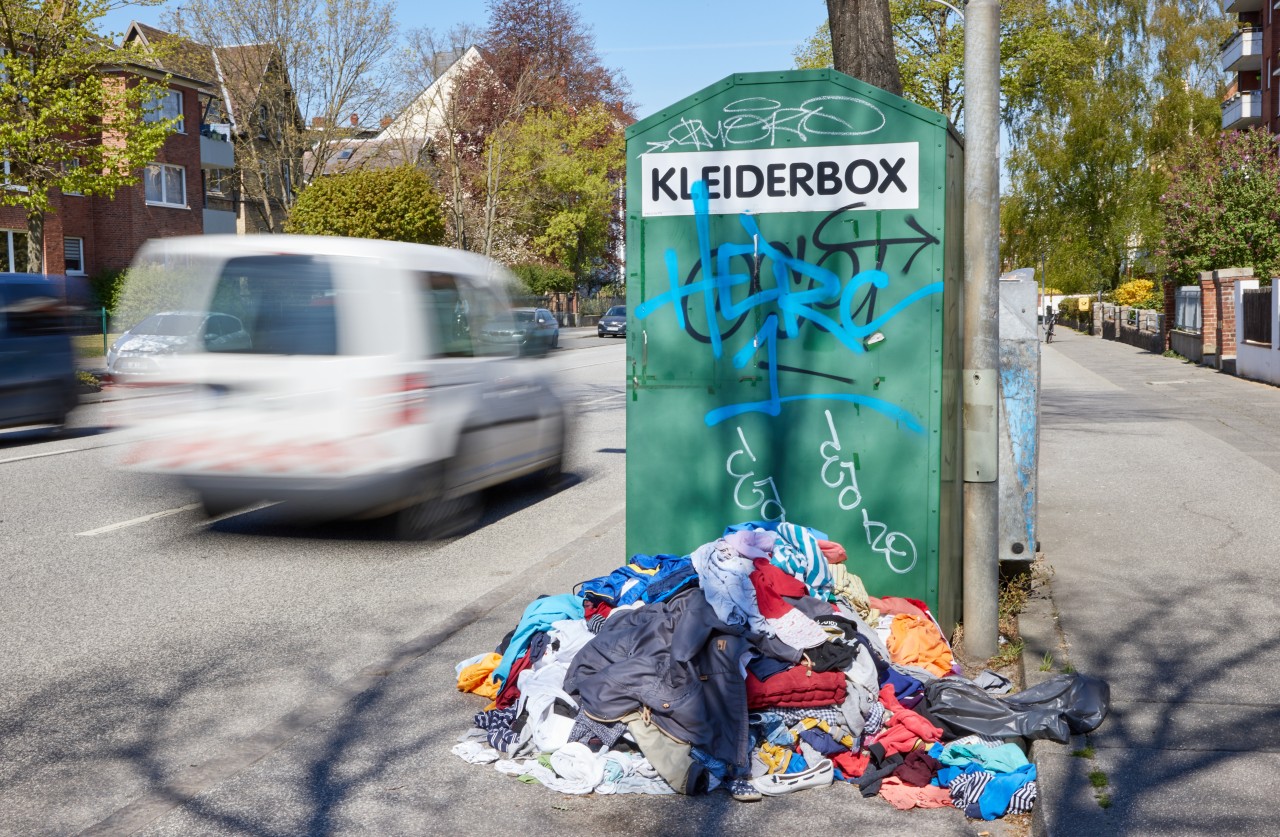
top-left (0, 329), bottom-right (630, 836)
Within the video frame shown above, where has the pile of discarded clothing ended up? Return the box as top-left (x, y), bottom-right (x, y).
top-left (452, 521), bottom-right (1109, 817)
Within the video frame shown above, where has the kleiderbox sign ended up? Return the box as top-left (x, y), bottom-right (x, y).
top-left (641, 142), bottom-right (920, 217)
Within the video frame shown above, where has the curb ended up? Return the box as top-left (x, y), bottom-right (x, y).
top-left (1017, 565), bottom-right (1071, 837)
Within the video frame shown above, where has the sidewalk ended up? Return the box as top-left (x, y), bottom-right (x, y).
top-left (1026, 327), bottom-right (1280, 835)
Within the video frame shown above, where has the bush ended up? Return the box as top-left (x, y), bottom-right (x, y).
top-left (1059, 296), bottom-right (1093, 320)
top-left (89, 268), bottom-right (128, 314)
top-left (1114, 278), bottom-right (1160, 309)
top-left (285, 165), bottom-right (446, 244)
top-left (111, 260), bottom-right (208, 332)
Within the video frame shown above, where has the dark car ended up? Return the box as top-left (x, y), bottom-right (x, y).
top-left (0, 275), bottom-right (79, 431)
top-left (598, 305), bottom-right (626, 338)
top-left (483, 307), bottom-right (559, 355)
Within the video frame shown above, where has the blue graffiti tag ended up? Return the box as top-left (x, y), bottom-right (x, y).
top-left (636, 180), bottom-right (942, 431)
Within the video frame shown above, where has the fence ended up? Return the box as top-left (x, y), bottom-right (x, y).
top-left (1095, 302), bottom-right (1164, 353)
top-left (1242, 287), bottom-right (1272, 345)
top-left (1175, 286), bottom-right (1202, 332)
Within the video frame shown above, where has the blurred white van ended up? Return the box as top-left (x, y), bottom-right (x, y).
top-left (116, 235), bottom-right (566, 538)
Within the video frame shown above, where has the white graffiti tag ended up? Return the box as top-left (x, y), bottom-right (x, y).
top-left (861, 509), bottom-right (918, 575)
top-left (645, 96), bottom-right (887, 153)
top-left (819, 409), bottom-right (863, 510)
top-left (726, 426), bottom-right (786, 522)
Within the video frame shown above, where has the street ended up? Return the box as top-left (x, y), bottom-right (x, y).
top-left (0, 329), bottom-right (628, 836)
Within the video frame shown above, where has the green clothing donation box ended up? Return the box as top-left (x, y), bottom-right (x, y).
top-left (624, 70), bottom-right (964, 629)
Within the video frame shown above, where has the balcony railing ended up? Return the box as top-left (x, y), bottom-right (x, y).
top-left (1221, 28), bottom-right (1263, 73)
top-left (1222, 89), bottom-right (1263, 129)
top-left (200, 124), bottom-right (235, 170)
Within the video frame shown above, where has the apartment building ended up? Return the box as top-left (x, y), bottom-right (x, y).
top-left (1222, 1), bottom-right (1267, 131)
top-left (0, 66), bottom-right (226, 277)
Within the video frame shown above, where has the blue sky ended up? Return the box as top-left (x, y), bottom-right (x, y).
top-left (99, 1), bottom-right (829, 120)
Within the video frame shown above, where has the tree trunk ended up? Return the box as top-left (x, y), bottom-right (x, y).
top-left (483, 139), bottom-right (502, 260)
top-left (826, 0), bottom-right (903, 95)
top-left (26, 208), bottom-right (44, 274)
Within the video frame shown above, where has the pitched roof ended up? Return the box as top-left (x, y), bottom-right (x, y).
top-left (211, 42), bottom-right (277, 128)
top-left (305, 137), bottom-right (424, 177)
top-left (123, 21), bottom-right (286, 131)
top-left (125, 22), bottom-right (217, 85)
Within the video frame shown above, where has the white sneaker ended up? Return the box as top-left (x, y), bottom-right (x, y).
top-left (750, 758), bottom-right (835, 796)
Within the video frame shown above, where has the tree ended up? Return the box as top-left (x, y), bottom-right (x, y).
top-left (999, 1), bottom-right (1230, 292)
top-left (164, 0), bottom-right (398, 232)
top-left (510, 261), bottom-right (573, 296)
top-left (501, 103), bottom-right (623, 285)
top-left (1159, 128), bottom-right (1280, 285)
top-left (825, 0), bottom-right (902, 95)
top-left (798, 1), bottom-right (1077, 131)
top-left (479, 0), bottom-right (630, 114)
top-left (0, 0), bottom-right (173, 272)
top-left (415, 0), bottom-right (631, 267)
top-left (284, 164), bottom-right (445, 244)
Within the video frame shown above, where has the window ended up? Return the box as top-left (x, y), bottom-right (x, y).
top-left (63, 237), bottom-right (84, 275)
top-left (0, 229), bottom-right (29, 273)
top-left (145, 89), bottom-right (185, 133)
top-left (206, 167), bottom-right (230, 195)
top-left (2, 156), bottom-right (26, 192)
top-left (418, 272), bottom-right (511, 358)
top-left (62, 159), bottom-right (82, 196)
top-left (145, 163), bottom-right (186, 207)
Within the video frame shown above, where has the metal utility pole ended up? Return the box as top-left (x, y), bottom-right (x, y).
top-left (962, 0), bottom-right (1000, 659)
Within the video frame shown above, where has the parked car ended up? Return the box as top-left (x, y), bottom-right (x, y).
top-left (107, 311), bottom-right (252, 379)
top-left (0, 275), bottom-right (79, 432)
top-left (483, 307), bottom-right (559, 355)
top-left (598, 305), bottom-right (626, 338)
top-left (115, 235), bottom-right (566, 539)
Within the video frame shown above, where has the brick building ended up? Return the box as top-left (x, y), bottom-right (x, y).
top-left (0, 66), bottom-right (223, 278)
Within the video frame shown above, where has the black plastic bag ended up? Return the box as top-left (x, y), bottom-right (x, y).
top-left (922, 674), bottom-right (1110, 743)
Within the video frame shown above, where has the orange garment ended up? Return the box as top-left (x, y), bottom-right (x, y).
top-left (456, 652), bottom-right (502, 699)
top-left (886, 614), bottom-right (954, 677)
top-left (878, 777), bottom-right (954, 810)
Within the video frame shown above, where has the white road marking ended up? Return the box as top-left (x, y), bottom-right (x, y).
top-left (0, 447), bottom-right (96, 466)
top-left (76, 503), bottom-right (202, 537)
top-left (0, 437), bottom-right (129, 466)
top-left (578, 393), bottom-right (626, 407)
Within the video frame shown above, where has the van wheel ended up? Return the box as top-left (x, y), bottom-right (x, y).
top-left (538, 421), bottom-right (566, 488)
top-left (198, 491), bottom-right (243, 518)
top-left (392, 490), bottom-right (480, 540)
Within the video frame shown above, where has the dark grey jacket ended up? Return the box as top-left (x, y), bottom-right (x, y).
top-left (563, 588), bottom-right (752, 774)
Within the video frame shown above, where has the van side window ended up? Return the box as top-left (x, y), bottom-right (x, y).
top-left (420, 272), bottom-right (474, 357)
top-left (209, 255), bottom-right (337, 355)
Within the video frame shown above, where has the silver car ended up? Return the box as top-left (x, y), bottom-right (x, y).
top-left (108, 311), bottom-right (251, 378)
